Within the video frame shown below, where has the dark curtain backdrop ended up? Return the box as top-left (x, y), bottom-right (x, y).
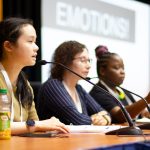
top-left (137, 0), bottom-right (150, 4)
top-left (1, 0), bottom-right (150, 82)
top-left (3, 0), bottom-right (41, 82)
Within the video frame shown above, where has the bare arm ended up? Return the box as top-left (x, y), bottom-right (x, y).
top-left (11, 117), bottom-right (70, 135)
top-left (111, 92), bottom-right (150, 123)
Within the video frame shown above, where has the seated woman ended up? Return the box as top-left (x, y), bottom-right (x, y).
top-left (37, 41), bottom-right (111, 125)
top-left (90, 45), bottom-right (150, 123)
top-left (0, 17), bottom-right (69, 135)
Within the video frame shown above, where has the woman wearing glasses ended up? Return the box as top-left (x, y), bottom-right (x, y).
top-left (37, 41), bottom-right (111, 125)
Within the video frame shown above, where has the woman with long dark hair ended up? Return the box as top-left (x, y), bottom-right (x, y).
top-left (0, 17), bottom-right (69, 135)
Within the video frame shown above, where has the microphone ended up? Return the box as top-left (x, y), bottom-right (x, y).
top-left (39, 60), bottom-right (142, 135)
top-left (87, 77), bottom-right (150, 129)
top-left (117, 86), bottom-right (150, 130)
top-left (86, 77), bottom-right (98, 80)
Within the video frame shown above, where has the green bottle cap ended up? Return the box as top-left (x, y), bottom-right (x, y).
top-left (0, 89), bottom-right (7, 94)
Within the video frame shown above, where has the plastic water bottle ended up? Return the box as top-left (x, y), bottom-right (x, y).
top-left (0, 89), bottom-right (11, 139)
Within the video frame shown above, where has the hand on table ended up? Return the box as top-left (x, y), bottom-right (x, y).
top-left (91, 111), bottom-right (111, 126)
top-left (35, 116), bottom-right (70, 133)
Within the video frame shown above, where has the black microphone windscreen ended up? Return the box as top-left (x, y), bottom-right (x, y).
top-left (86, 77), bottom-right (91, 80)
top-left (38, 60), bottom-right (48, 65)
top-left (86, 77), bottom-right (99, 80)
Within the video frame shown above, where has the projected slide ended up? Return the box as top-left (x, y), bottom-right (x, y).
top-left (41, 0), bottom-right (150, 95)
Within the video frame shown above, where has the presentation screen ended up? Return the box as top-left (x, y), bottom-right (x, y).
top-left (41, 0), bottom-right (150, 96)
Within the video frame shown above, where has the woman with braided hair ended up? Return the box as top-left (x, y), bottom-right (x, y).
top-left (90, 45), bottom-right (150, 123)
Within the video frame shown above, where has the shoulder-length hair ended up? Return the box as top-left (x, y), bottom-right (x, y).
top-left (51, 41), bottom-right (87, 81)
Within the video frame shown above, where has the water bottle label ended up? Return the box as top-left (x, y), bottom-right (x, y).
top-left (0, 112), bottom-right (11, 139)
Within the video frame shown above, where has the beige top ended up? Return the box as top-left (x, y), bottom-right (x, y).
top-left (0, 72), bottom-right (39, 121)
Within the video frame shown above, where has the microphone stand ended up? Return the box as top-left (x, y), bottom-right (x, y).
top-left (39, 60), bottom-right (142, 135)
top-left (87, 77), bottom-right (150, 130)
top-left (118, 86), bottom-right (150, 130)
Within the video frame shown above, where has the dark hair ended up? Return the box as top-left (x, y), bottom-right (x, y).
top-left (51, 40), bottom-right (87, 80)
top-left (95, 45), bottom-right (117, 78)
top-left (0, 17), bottom-right (34, 108)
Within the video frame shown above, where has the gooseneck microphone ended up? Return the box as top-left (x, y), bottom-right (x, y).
top-left (117, 86), bottom-right (150, 130)
top-left (39, 60), bottom-right (142, 135)
top-left (87, 77), bottom-right (150, 129)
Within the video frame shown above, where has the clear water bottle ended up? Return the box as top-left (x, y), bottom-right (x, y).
top-left (0, 89), bottom-right (11, 139)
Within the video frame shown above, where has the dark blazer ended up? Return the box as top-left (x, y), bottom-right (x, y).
top-left (90, 81), bottom-right (135, 122)
top-left (37, 79), bottom-right (106, 125)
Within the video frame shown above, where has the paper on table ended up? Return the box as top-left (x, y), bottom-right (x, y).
top-left (67, 125), bottom-right (124, 133)
top-left (136, 117), bottom-right (150, 123)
